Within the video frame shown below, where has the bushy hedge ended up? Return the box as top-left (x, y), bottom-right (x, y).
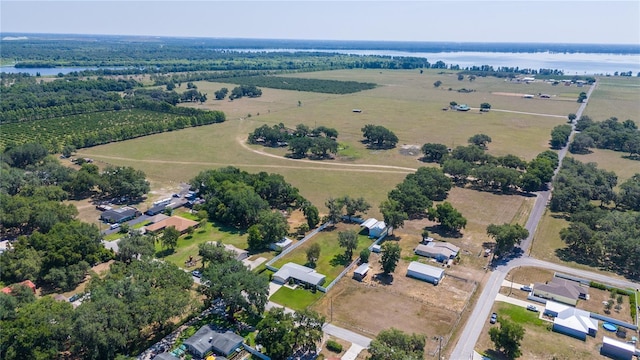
top-left (326, 340), bottom-right (343, 353)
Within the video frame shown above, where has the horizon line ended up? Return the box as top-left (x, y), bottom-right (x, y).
top-left (2, 32), bottom-right (639, 47)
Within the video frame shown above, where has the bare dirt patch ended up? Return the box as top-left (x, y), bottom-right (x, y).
top-left (398, 144), bottom-right (421, 156)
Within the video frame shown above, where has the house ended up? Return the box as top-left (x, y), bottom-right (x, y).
top-left (223, 244), bottom-right (249, 261)
top-left (100, 207), bottom-right (140, 224)
top-left (353, 263), bottom-right (369, 281)
top-left (406, 261), bottom-right (445, 285)
top-left (414, 241), bottom-right (459, 263)
top-left (183, 325), bottom-right (243, 359)
top-left (1, 279), bottom-right (36, 295)
top-left (533, 277), bottom-right (589, 306)
top-left (360, 218), bottom-right (387, 238)
top-left (544, 301), bottom-right (598, 341)
top-left (272, 263), bottom-right (326, 287)
top-left (600, 336), bottom-right (636, 360)
top-left (270, 237), bottom-right (293, 251)
top-left (153, 353), bottom-right (177, 360)
top-left (523, 94), bottom-right (535, 98)
top-left (145, 216), bottom-right (199, 234)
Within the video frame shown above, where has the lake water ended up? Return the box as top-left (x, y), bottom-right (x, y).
top-left (235, 49), bottom-right (640, 75)
top-left (2, 50), bottom-right (639, 76)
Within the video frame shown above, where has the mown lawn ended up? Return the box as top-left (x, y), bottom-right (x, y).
top-left (272, 222), bottom-right (373, 284)
top-left (269, 286), bottom-right (324, 311)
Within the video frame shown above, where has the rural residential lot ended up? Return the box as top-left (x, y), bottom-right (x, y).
top-left (72, 70), bottom-right (639, 358)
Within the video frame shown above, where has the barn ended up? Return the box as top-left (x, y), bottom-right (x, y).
top-left (600, 336), bottom-right (636, 360)
top-left (406, 261), bottom-right (445, 285)
top-left (360, 218), bottom-right (387, 238)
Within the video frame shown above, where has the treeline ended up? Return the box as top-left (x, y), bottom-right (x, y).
top-left (215, 75), bottom-right (377, 94)
top-left (379, 167), bottom-right (467, 235)
top-left (550, 158), bottom-right (640, 279)
top-left (248, 123), bottom-right (340, 159)
top-left (569, 116), bottom-right (640, 158)
top-left (422, 135), bottom-right (558, 193)
top-left (0, 76), bottom-right (139, 123)
top-left (189, 167), bottom-right (319, 250)
top-left (0, 257), bottom-right (195, 359)
top-left (459, 66), bottom-right (566, 77)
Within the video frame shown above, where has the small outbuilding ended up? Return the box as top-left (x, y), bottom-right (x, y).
top-left (371, 244), bottom-right (381, 253)
top-left (600, 336), bottom-right (636, 360)
top-left (353, 263), bottom-right (369, 281)
top-left (270, 237), bottom-right (293, 251)
top-left (406, 261), bottom-right (445, 285)
top-left (360, 218), bottom-right (387, 238)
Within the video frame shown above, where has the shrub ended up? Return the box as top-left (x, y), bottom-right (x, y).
top-left (326, 340), bottom-right (343, 353)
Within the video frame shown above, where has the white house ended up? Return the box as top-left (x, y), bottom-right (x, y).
top-left (414, 241), bottom-right (459, 263)
top-left (272, 263), bottom-right (326, 287)
top-left (544, 301), bottom-right (597, 341)
top-left (406, 261), bottom-right (444, 285)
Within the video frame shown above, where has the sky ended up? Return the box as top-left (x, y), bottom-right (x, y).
top-left (1, 1), bottom-right (639, 44)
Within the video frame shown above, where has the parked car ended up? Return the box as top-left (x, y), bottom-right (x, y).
top-left (490, 312), bottom-right (498, 324)
top-left (520, 285), bottom-right (532, 292)
top-left (191, 270), bottom-right (202, 278)
top-left (526, 305), bottom-right (539, 312)
top-left (69, 294), bottom-right (80, 302)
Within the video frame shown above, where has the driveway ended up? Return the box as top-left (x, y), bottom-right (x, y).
top-left (494, 293), bottom-right (541, 310)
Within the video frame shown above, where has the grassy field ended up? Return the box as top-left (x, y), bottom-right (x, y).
top-left (268, 286), bottom-right (324, 312)
top-left (271, 222), bottom-right (372, 284)
top-left (568, 151), bottom-right (639, 186)
top-left (583, 76), bottom-right (640, 124)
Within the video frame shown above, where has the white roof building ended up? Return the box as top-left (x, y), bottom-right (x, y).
top-left (544, 301), bottom-right (598, 340)
top-left (272, 263), bottom-right (326, 287)
top-left (406, 261), bottom-right (445, 285)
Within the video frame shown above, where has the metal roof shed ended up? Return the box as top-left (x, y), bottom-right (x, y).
top-left (601, 336), bottom-right (636, 360)
top-left (406, 261), bottom-right (444, 285)
top-left (353, 263), bottom-right (369, 280)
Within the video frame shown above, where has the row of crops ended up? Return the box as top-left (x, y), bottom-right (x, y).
top-left (0, 109), bottom-right (224, 152)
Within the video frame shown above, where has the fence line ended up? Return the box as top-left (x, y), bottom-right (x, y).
top-left (265, 222), bottom-right (330, 268)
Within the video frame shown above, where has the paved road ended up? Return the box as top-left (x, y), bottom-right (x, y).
top-left (322, 323), bottom-right (372, 348)
top-left (450, 81), bottom-right (640, 360)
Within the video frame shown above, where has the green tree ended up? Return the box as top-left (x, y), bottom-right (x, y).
top-left (117, 233), bottom-right (156, 262)
top-left (369, 327), bottom-right (425, 360)
top-left (486, 223), bottom-right (529, 257)
top-left (361, 124), bottom-right (399, 149)
top-left (567, 113), bottom-right (577, 123)
top-left (427, 202), bottom-right (467, 233)
top-left (618, 174), bottom-right (640, 210)
top-left (303, 203), bottom-right (320, 229)
top-left (380, 242), bottom-right (401, 274)
top-left (341, 196), bottom-right (371, 220)
top-left (325, 197), bottom-right (343, 225)
top-left (256, 308), bottom-right (295, 360)
top-left (550, 124), bottom-right (572, 149)
top-left (359, 248), bottom-right (370, 263)
top-left (489, 317), bottom-right (525, 359)
top-left (338, 230), bottom-right (358, 260)
top-left (468, 133), bottom-right (492, 149)
top-left (380, 199), bottom-right (408, 236)
top-left (198, 241), bottom-right (235, 269)
top-left (161, 226), bottom-right (180, 250)
top-left (421, 143), bottom-right (449, 163)
top-left (306, 243), bottom-right (321, 265)
top-left (99, 165), bottom-right (150, 201)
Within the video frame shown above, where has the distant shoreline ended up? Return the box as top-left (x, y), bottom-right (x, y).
top-left (2, 32), bottom-right (639, 54)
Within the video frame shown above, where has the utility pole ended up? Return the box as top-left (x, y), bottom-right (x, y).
top-left (330, 297), bottom-right (333, 322)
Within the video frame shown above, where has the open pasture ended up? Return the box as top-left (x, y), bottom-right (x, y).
top-left (583, 76), bottom-right (640, 123)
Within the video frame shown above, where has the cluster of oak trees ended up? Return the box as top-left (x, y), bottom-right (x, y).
top-left (188, 167), bottom-right (319, 250)
top-left (0, 143), bottom-right (151, 291)
top-left (551, 158), bottom-right (640, 279)
top-left (422, 134), bottom-right (559, 193)
top-left (569, 116), bottom-right (640, 158)
top-left (248, 123), bottom-right (340, 159)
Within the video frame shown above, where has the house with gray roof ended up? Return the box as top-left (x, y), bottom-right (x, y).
top-left (414, 240), bottom-right (459, 263)
top-left (183, 325), bottom-right (243, 359)
top-left (272, 262), bottom-right (326, 287)
top-left (100, 206), bottom-right (140, 224)
top-left (533, 277), bottom-right (589, 306)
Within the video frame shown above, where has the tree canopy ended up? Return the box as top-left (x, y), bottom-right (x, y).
top-left (489, 317), bottom-right (525, 359)
top-left (361, 124), bottom-right (399, 149)
top-left (486, 223), bottom-right (529, 257)
top-left (369, 327), bottom-right (425, 360)
top-left (380, 242), bottom-right (401, 274)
